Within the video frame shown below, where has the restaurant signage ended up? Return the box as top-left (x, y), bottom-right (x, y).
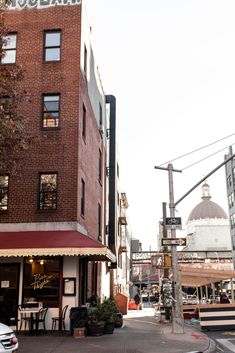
top-left (8, 0), bottom-right (81, 10)
top-left (30, 273), bottom-right (53, 290)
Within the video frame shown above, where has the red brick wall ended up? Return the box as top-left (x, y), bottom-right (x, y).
top-left (1, 5), bottom-right (105, 241)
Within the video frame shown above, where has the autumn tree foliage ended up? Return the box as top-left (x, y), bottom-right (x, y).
top-left (0, 2), bottom-right (33, 173)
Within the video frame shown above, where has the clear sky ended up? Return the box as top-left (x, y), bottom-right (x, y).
top-left (84, 0), bottom-right (235, 250)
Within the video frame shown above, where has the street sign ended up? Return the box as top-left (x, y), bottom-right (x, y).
top-left (151, 254), bottom-right (164, 268)
top-left (161, 238), bottom-right (186, 246)
top-left (165, 217), bottom-right (182, 229)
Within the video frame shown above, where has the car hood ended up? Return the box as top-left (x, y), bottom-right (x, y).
top-left (0, 323), bottom-right (13, 335)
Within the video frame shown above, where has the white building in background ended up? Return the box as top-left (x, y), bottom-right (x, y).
top-left (184, 182), bottom-right (232, 252)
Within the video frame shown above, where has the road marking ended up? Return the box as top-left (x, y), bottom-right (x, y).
top-left (217, 339), bottom-right (235, 352)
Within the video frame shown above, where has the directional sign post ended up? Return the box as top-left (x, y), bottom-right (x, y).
top-left (161, 238), bottom-right (186, 247)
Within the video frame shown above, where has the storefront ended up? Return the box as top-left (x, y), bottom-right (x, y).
top-left (0, 230), bottom-right (115, 330)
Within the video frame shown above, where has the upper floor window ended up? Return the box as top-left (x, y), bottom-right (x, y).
top-left (84, 45), bottom-right (87, 76)
top-left (98, 203), bottom-right (102, 240)
top-left (42, 94), bottom-right (60, 128)
top-left (44, 30), bottom-right (61, 62)
top-left (0, 175), bottom-right (9, 211)
top-left (227, 175), bottom-right (232, 188)
top-left (98, 149), bottom-right (102, 182)
top-left (229, 192), bottom-right (235, 209)
top-left (82, 104), bottom-right (86, 139)
top-left (99, 103), bottom-right (102, 127)
top-left (233, 167), bottom-right (235, 185)
top-left (39, 173), bottom-right (57, 210)
top-left (1, 33), bottom-right (17, 64)
top-left (81, 178), bottom-right (85, 217)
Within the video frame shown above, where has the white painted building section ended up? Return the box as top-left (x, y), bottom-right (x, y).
top-left (185, 182), bottom-right (232, 252)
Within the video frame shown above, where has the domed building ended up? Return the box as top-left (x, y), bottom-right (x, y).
top-left (184, 182), bottom-right (232, 251)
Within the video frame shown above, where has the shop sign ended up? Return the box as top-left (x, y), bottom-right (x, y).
top-left (8, 0), bottom-right (81, 10)
top-left (30, 273), bottom-right (53, 290)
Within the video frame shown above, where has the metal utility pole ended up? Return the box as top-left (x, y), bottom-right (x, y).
top-left (155, 163), bottom-right (184, 333)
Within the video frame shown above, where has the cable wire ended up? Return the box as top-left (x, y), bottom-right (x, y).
top-left (158, 133), bottom-right (235, 167)
top-left (182, 142), bottom-right (235, 171)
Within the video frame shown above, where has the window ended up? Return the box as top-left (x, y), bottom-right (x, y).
top-left (44, 30), bottom-right (61, 62)
top-left (98, 149), bottom-right (102, 182)
top-left (99, 103), bottom-right (102, 127)
top-left (233, 167), bottom-right (235, 185)
top-left (0, 175), bottom-right (9, 211)
top-left (42, 94), bottom-right (60, 128)
top-left (84, 45), bottom-right (87, 76)
top-left (81, 179), bottom-right (85, 216)
top-left (82, 104), bottom-right (86, 139)
top-left (39, 173), bottom-right (57, 210)
top-left (98, 203), bottom-right (102, 240)
top-left (227, 175), bottom-right (232, 188)
top-left (229, 193), bottom-right (234, 208)
top-left (1, 33), bottom-right (17, 64)
top-left (23, 256), bottom-right (60, 308)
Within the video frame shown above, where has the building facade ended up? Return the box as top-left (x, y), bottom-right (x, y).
top-left (0, 2), bottom-right (116, 330)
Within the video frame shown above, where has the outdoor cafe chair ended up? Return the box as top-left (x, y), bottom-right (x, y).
top-left (18, 305), bottom-right (30, 332)
top-left (34, 307), bottom-right (48, 334)
top-left (51, 305), bottom-right (68, 332)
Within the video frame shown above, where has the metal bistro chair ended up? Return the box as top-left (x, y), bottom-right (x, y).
top-left (51, 305), bottom-right (68, 332)
top-left (18, 305), bottom-right (31, 332)
top-left (35, 307), bottom-right (48, 334)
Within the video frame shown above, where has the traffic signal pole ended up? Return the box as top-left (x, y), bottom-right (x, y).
top-left (155, 152), bottom-right (235, 333)
top-left (155, 163), bottom-right (184, 333)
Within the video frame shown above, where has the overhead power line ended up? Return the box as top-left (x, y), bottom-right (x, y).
top-left (158, 132), bottom-right (235, 167)
top-left (182, 142), bottom-right (235, 171)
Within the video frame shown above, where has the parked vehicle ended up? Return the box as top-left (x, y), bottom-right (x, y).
top-left (0, 323), bottom-right (18, 353)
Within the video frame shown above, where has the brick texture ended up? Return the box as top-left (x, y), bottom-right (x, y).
top-left (1, 5), bottom-right (105, 241)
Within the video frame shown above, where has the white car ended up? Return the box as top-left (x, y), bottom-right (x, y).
top-left (0, 323), bottom-right (18, 353)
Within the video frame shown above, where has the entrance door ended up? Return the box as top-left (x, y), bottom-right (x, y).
top-left (0, 263), bottom-right (20, 324)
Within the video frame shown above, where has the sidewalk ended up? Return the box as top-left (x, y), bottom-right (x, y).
top-left (17, 308), bottom-right (216, 353)
top-left (125, 307), bottom-right (216, 353)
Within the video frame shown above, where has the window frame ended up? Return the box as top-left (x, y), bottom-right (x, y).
top-left (82, 104), bottom-right (86, 140)
top-left (38, 172), bottom-right (58, 211)
top-left (84, 44), bottom-right (87, 77)
top-left (80, 178), bottom-right (85, 217)
top-left (44, 30), bottom-right (61, 62)
top-left (0, 174), bottom-right (9, 212)
top-left (98, 149), bottom-right (102, 183)
top-left (1, 32), bottom-right (17, 65)
top-left (42, 93), bottom-right (60, 129)
top-left (98, 203), bottom-right (102, 240)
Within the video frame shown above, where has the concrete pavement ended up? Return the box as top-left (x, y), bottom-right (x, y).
top-left (17, 307), bottom-right (216, 353)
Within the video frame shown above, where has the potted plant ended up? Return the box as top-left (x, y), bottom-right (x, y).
top-left (97, 298), bottom-right (119, 334)
top-left (86, 314), bottom-right (105, 336)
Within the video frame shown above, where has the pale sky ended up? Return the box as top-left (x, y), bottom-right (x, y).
top-left (84, 0), bottom-right (235, 250)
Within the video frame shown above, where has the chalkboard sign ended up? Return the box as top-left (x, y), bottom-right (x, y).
top-left (70, 307), bottom-right (88, 334)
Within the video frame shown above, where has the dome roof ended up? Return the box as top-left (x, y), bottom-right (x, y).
top-left (188, 182), bottom-right (228, 221)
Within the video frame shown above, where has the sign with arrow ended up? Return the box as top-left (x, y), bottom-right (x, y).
top-left (161, 238), bottom-right (186, 246)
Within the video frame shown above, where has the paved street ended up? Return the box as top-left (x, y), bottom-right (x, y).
top-left (17, 308), bottom-right (213, 353)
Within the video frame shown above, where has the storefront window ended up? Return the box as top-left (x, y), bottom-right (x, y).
top-left (23, 257), bottom-right (60, 308)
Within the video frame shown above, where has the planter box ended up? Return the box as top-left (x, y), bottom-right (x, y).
top-left (104, 323), bottom-right (115, 334)
top-left (73, 327), bottom-right (86, 338)
top-left (87, 325), bottom-right (104, 336)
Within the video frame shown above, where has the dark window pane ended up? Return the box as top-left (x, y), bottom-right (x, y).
top-left (0, 175), bottom-right (9, 211)
top-left (23, 257), bottom-right (60, 308)
top-left (39, 174), bottom-right (57, 210)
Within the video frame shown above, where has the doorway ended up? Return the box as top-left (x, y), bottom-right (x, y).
top-left (0, 263), bottom-right (20, 324)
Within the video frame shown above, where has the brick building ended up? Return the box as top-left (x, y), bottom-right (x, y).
top-left (0, 1), bottom-right (116, 330)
